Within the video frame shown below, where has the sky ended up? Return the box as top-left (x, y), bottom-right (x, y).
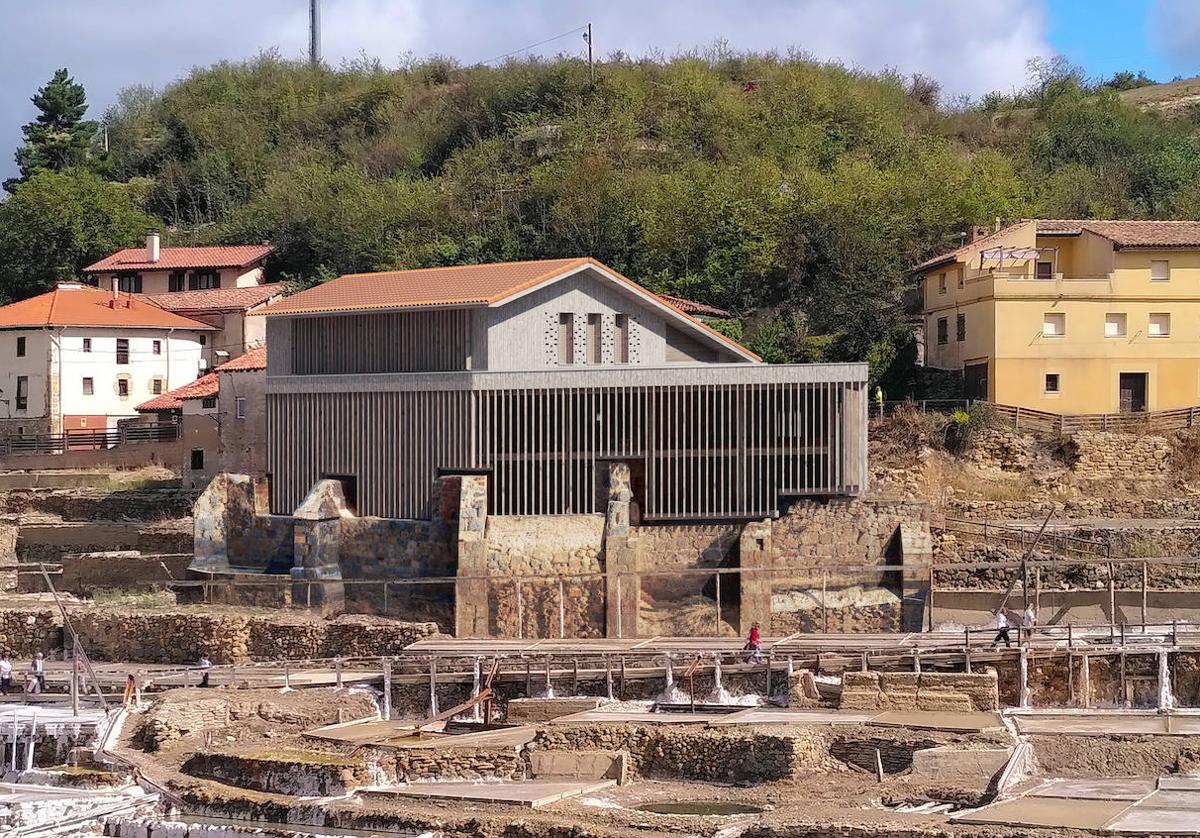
top-left (0, 0), bottom-right (1196, 183)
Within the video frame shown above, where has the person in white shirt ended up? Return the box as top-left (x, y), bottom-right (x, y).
top-left (0, 653), bottom-right (11, 696)
top-left (30, 652), bottom-right (45, 694)
top-left (990, 610), bottom-right (1012, 648)
top-left (198, 654), bottom-right (213, 688)
top-left (1022, 605), bottom-right (1037, 643)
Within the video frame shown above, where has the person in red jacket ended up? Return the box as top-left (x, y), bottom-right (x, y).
top-left (745, 622), bottom-right (763, 663)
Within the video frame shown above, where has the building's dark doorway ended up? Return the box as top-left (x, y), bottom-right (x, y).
top-left (963, 362), bottom-right (989, 401)
top-left (1119, 373), bottom-right (1147, 413)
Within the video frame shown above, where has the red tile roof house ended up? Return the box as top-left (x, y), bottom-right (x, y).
top-left (0, 283), bottom-right (214, 440)
top-left (84, 234), bottom-right (278, 369)
top-left (136, 372), bottom-right (220, 489)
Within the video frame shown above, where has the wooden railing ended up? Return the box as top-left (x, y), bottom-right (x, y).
top-left (985, 402), bottom-right (1200, 435)
top-left (0, 422), bottom-right (180, 457)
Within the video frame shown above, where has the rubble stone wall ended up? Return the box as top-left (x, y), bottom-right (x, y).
top-left (0, 489), bottom-right (196, 520)
top-left (630, 524), bottom-right (739, 601)
top-left (964, 428), bottom-right (1035, 472)
top-left (388, 748), bottom-right (527, 782)
top-left (484, 515), bottom-right (606, 639)
top-left (840, 670), bottom-right (999, 711)
top-left (1072, 431), bottom-right (1171, 480)
top-left (528, 723), bottom-right (834, 781)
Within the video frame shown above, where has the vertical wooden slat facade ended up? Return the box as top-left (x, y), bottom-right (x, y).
top-left (267, 366), bottom-right (867, 521)
top-left (292, 310), bottom-right (471, 375)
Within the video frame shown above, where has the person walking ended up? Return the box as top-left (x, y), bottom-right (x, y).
top-left (198, 654), bottom-right (212, 688)
top-left (990, 610), bottom-right (1012, 649)
top-left (874, 385), bottom-right (885, 418)
top-left (0, 653), bottom-right (11, 696)
top-left (30, 652), bottom-right (45, 694)
top-left (1021, 604), bottom-right (1037, 644)
top-left (745, 621), bottom-right (764, 663)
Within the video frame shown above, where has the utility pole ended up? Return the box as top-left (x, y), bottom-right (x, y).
top-left (309, 0), bottom-right (321, 66)
top-left (584, 23), bottom-right (593, 83)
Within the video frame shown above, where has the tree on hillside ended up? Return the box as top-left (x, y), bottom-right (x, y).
top-left (0, 170), bottom-right (154, 304)
top-left (5, 69), bottom-right (97, 193)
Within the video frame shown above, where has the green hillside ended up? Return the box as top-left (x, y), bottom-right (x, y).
top-left (4, 52), bottom-right (1200, 385)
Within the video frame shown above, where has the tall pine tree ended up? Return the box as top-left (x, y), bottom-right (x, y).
top-left (5, 68), bottom-right (96, 193)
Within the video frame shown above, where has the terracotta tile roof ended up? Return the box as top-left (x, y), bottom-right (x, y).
top-left (259, 258), bottom-right (591, 315)
top-left (142, 283), bottom-right (283, 313)
top-left (914, 219), bottom-right (1200, 273)
top-left (217, 344), bottom-right (267, 372)
top-left (658, 295), bottom-right (731, 318)
top-left (255, 257), bottom-right (759, 362)
top-left (0, 285), bottom-right (216, 330)
top-left (1036, 219), bottom-right (1200, 248)
top-left (135, 372), bottom-right (219, 413)
top-left (85, 244), bottom-right (273, 273)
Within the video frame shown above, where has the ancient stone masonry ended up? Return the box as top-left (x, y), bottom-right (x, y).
top-left (62, 609), bottom-right (439, 664)
top-left (485, 515), bottom-right (605, 639)
top-left (840, 670), bottom-right (1000, 712)
top-left (291, 479), bottom-right (350, 612)
top-left (1072, 430), bottom-right (1171, 480)
top-left (528, 723), bottom-right (835, 781)
top-left (0, 488), bottom-right (197, 520)
top-left (952, 496), bottom-right (1200, 519)
top-left (630, 522), bottom-right (740, 635)
top-left (741, 499), bottom-right (932, 635)
top-left (965, 428), bottom-right (1035, 472)
top-left (0, 608), bottom-right (60, 656)
top-left (183, 751), bottom-right (376, 797)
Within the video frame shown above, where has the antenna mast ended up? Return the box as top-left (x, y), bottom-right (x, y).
top-left (309, 0), bottom-right (321, 66)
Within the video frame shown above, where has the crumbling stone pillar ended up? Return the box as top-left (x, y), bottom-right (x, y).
top-left (453, 475), bottom-right (489, 637)
top-left (898, 521), bottom-right (933, 632)
top-left (190, 473), bottom-right (257, 574)
top-left (291, 479), bottom-right (349, 613)
top-left (602, 462), bottom-right (638, 638)
top-left (738, 519), bottom-right (773, 635)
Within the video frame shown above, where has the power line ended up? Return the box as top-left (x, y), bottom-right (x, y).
top-left (475, 24), bottom-right (589, 67)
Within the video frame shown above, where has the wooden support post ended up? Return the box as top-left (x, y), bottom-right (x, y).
top-left (1141, 561), bottom-right (1149, 628)
top-left (874, 748), bottom-right (884, 782)
top-left (765, 657), bottom-right (772, 697)
top-left (861, 651), bottom-right (868, 672)
top-left (619, 656), bottom-right (627, 700)
top-left (524, 658), bottom-right (532, 697)
top-left (1068, 624), bottom-right (1074, 648)
top-left (913, 649), bottom-right (921, 674)
top-left (558, 579), bottom-right (566, 639)
top-left (516, 581), bottom-right (524, 640)
top-left (1108, 562), bottom-right (1116, 630)
top-left (927, 565), bottom-right (935, 632)
top-left (544, 656), bottom-right (553, 697)
top-left (965, 647), bottom-right (972, 674)
top-left (382, 657), bottom-right (392, 721)
top-left (429, 657), bottom-right (439, 716)
top-left (335, 657), bottom-right (343, 691)
top-left (1034, 566), bottom-right (1041, 624)
top-left (715, 573), bottom-right (722, 636)
top-left (605, 656), bottom-right (614, 700)
top-left (1120, 651), bottom-right (1128, 709)
top-left (1068, 652), bottom-right (1075, 707)
top-left (572, 658), bottom-right (579, 695)
top-left (822, 571), bottom-right (829, 634)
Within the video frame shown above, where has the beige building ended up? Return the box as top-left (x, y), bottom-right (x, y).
top-left (917, 219), bottom-right (1200, 414)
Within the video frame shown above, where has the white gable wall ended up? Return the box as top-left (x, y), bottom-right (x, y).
top-left (478, 266), bottom-right (744, 370)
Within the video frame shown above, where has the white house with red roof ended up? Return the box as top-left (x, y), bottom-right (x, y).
top-left (84, 234), bottom-right (278, 368)
top-left (0, 283), bottom-right (214, 438)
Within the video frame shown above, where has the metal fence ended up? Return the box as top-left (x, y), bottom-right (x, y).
top-left (0, 422), bottom-right (180, 456)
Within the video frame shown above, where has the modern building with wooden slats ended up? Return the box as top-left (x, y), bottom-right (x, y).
top-left (256, 258), bottom-right (867, 521)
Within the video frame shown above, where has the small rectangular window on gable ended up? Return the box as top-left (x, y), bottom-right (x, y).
top-left (82, 338), bottom-right (91, 353)
top-left (190, 449), bottom-right (205, 471)
top-left (586, 313), bottom-right (602, 364)
top-left (938, 273), bottom-right (947, 294)
top-left (1151, 260), bottom-right (1170, 281)
top-left (16, 336), bottom-right (25, 357)
top-left (614, 314), bottom-right (630, 363)
top-left (558, 313), bottom-right (574, 365)
top-left (1045, 373), bottom-right (1060, 393)
top-left (236, 397), bottom-right (247, 419)
top-left (152, 340), bottom-right (162, 355)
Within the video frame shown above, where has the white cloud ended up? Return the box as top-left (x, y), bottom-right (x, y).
top-left (0, 0), bottom-right (1052, 182)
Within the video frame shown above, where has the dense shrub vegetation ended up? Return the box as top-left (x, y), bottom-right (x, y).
top-left (4, 51), bottom-right (1199, 387)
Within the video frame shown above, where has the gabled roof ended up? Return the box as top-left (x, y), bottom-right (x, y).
top-left (0, 285), bottom-right (216, 330)
top-left (217, 344), bottom-right (267, 372)
top-left (659, 295), bottom-right (731, 318)
top-left (259, 258), bottom-right (591, 314)
top-left (135, 372), bottom-right (219, 413)
top-left (142, 283), bottom-right (284, 314)
top-left (85, 244), bottom-right (273, 273)
top-left (914, 218), bottom-right (1200, 273)
top-left (254, 258), bottom-right (759, 362)
top-left (1036, 219), bottom-right (1200, 248)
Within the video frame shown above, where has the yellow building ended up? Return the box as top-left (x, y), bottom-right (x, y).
top-left (916, 219), bottom-right (1200, 415)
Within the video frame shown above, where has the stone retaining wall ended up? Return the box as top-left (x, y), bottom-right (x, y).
top-left (0, 608), bottom-right (440, 664)
top-left (1072, 431), bottom-right (1171, 480)
top-left (964, 428), bottom-right (1034, 472)
top-left (840, 670), bottom-right (999, 711)
top-left (484, 515), bottom-right (606, 639)
top-left (389, 747), bottom-right (527, 782)
top-left (528, 723), bottom-right (833, 781)
top-left (182, 751), bottom-right (375, 797)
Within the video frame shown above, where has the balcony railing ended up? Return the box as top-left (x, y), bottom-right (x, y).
top-left (0, 421), bottom-right (181, 457)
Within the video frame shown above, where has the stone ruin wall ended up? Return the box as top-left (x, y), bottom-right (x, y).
top-left (629, 523), bottom-right (740, 635)
top-left (483, 514), bottom-right (606, 639)
top-left (763, 499), bottom-right (931, 635)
